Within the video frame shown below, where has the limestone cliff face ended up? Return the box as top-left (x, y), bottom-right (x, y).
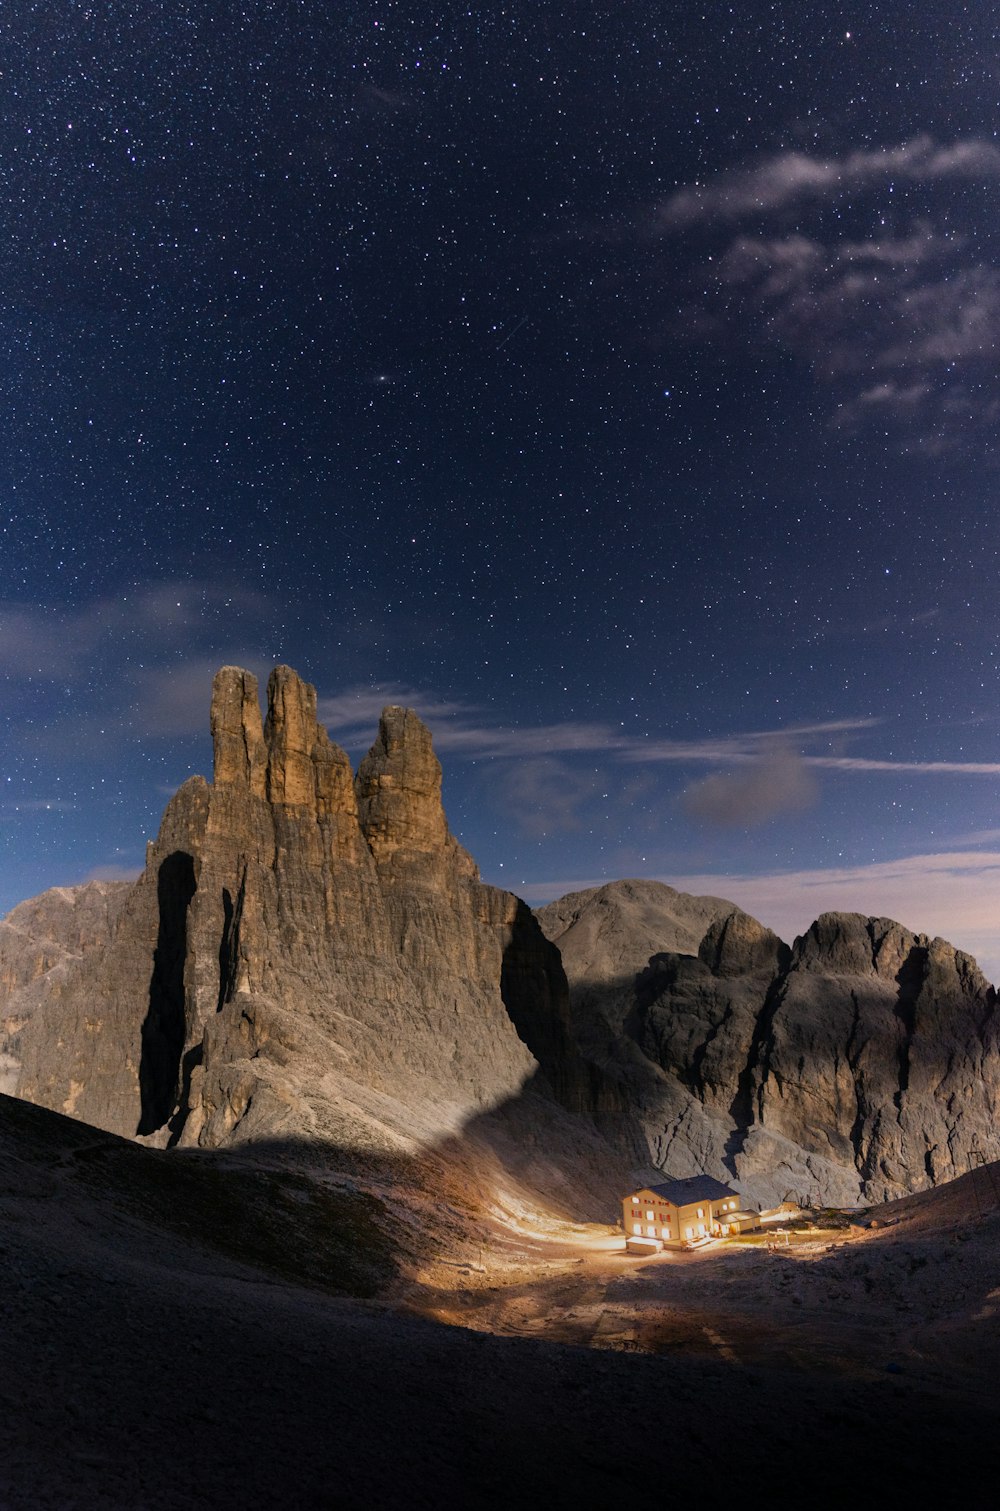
top-left (356, 705), bottom-right (453, 866)
top-left (6, 666), bottom-right (580, 1153)
top-left (0, 882), bottom-right (132, 1097)
top-left (0, 882), bottom-right (131, 997)
top-left (8, 697), bottom-right (1000, 1212)
top-left (538, 883), bottom-right (1000, 1207)
top-left (739, 914), bottom-right (1000, 1204)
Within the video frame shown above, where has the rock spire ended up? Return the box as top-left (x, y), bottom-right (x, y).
top-left (3, 665), bottom-right (579, 1158)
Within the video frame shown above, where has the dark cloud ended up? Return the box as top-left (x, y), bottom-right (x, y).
top-left (680, 748), bottom-right (819, 828)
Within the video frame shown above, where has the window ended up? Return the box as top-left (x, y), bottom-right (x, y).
top-left (661, 1227), bottom-right (670, 1239)
top-left (633, 1223), bottom-right (642, 1236)
top-left (697, 1207), bottom-right (704, 1218)
top-left (647, 1225), bottom-right (656, 1237)
top-left (646, 1210), bottom-right (654, 1220)
top-left (631, 1196), bottom-right (639, 1205)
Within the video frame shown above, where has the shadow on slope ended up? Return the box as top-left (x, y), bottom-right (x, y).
top-left (1, 1064), bottom-right (638, 1304)
top-left (6, 1094), bottom-right (1000, 1509)
top-left (0, 1092), bottom-right (395, 1298)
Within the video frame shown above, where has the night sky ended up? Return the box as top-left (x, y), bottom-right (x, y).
top-left (4, 3), bottom-right (1000, 972)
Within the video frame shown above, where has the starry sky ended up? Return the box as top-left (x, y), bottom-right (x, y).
top-left (4, 2), bottom-right (1000, 973)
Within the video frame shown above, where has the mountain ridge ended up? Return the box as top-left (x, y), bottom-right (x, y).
top-left (539, 879), bottom-right (1000, 1205)
top-left (2, 665), bottom-right (999, 1211)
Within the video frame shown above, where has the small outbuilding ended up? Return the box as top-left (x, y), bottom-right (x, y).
top-left (623, 1175), bottom-right (757, 1247)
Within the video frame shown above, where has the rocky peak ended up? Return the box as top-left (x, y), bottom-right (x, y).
top-left (263, 665), bottom-right (357, 817)
top-left (211, 665), bottom-right (356, 821)
top-left (5, 663), bottom-right (590, 1156)
top-left (210, 666), bottom-right (267, 797)
top-left (698, 908), bottom-right (789, 978)
top-left (263, 665), bottom-right (321, 807)
top-left (791, 911), bottom-right (921, 979)
top-left (354, 705), bottom-right (451, 864)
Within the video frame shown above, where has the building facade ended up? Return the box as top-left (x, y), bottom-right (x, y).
top-left (622, 1175), bottom-right (757, 1247)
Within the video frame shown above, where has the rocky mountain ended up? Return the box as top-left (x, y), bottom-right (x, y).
top-left (4, 668), bottom-right (1000, 1213)
top-left (538, 882), bottom-right (1000, 1205)
top-left (0, 881), bottom-right (131, 1096)
top-left (1, 667), bottom-right (616, 1219)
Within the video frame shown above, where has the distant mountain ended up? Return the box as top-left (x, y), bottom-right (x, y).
top-left (538, 882), bottom-right (1000, 1206)
top-left (2, 666), bottom-right (999, 1211)
top-left (0, 880), bottom-right (131, 1095)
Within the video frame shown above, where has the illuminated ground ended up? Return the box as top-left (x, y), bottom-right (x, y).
top-left (403, 1174), bottom-right (1000, 1410)
top-left (3, 1094), bottom-right (999, 1506)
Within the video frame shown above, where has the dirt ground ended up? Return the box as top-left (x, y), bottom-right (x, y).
top-left (401, 1182), bottom-right (1000, 1413)
top-left (4, 1096), bottom-right (1000, 1507)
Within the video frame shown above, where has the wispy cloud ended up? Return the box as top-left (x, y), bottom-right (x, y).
top-left (644, 136), bottom-right (1000, 449)
top-left (626, 717), bottom-right (877, 766)
top-left (318, 690), bottom-right (1000, 795)
top-left (317, 684), bottom-right (477, 748)
top-left (1, 583), bottom-right (282, 756)
top-left (808, 756), bottom-right (1000, 776)
top-left (323, 694), bottom-right (888, 770)
top-left (658, 137), bottom-right (1000, 229)
top-left (0, 582), bottom-right (274, 681)
top-left (714, 232), bottom-right (1000, 380)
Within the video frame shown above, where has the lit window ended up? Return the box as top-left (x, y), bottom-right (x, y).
top-left (646, 1225), bottom-right (656, 1237)
top-left (631, 1196), bottom-right (639, 1205)
top-left (697, 1208), bottom-right (704, 1218)
top-left (633, 1223), bottom-right (642, 1236)
top-left (661, 1227), bottom-right (670, 1239)
top-left (646, 1210), bottom-right (654, 1220)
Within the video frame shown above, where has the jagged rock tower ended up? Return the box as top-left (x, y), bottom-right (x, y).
top-left (10, 666), bottom-right (586, 1152)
